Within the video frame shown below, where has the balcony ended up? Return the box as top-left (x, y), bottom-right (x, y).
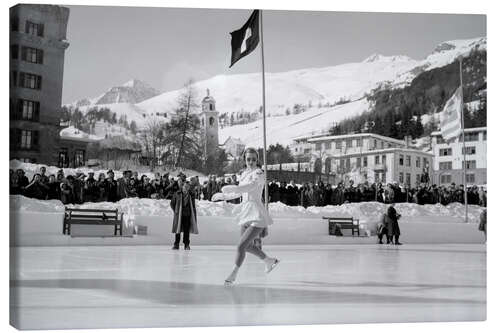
top-left (373, 163), bottom-right (387, 171)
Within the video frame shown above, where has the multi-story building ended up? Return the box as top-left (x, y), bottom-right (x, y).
top-left (286, 133), bottom-right (433, 185)
top-left (430, 127), bottom-right (487, 185)
top-left (9, 4), bottom-right (70, 164)
top-left (222, 136), bottom-right (245, 160)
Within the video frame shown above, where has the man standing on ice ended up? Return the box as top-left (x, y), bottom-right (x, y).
top-left (212, 147), bottom-right (279, 285)
top-left (170, 180), bottom-right (198, 250)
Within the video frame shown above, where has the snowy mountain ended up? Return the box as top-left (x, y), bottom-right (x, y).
top-left (66, 37), bottom-right (486, 146)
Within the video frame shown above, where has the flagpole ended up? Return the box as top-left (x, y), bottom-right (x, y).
top-left (259, 9), bottom-right (269, 210)
top-left (459, 57), bottom-right (468, 223)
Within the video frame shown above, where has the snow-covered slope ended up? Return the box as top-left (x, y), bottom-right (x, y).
top-left (66, 37), bottom-right (485, 144)
top-left (219, 99), bottom-right (371, 147)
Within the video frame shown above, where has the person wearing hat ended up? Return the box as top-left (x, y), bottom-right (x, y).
top-left (84, 172), bottom-right (98, 202)
top-left (104, 170), bottom-right (118, 202)
top-left (170, 180), bottom-right (198, 250)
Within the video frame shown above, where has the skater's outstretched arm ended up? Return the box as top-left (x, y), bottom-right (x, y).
top-left (222, 170), bottom-right (264, 194)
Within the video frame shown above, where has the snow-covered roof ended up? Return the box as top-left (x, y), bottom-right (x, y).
top-left (431, 127), bottom-right (487, 136)
top-left (306, 133), bottom-right (406, 145)
top-left (327, 147), bottom-right (434, 158)
top-left (59, 126), bottom-right (103, 143)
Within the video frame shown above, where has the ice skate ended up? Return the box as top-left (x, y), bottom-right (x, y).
top-left (264, 257), bottom-right (280, 273)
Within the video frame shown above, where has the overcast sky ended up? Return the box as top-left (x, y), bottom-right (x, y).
top-left (62, 6), bottom-right (486, 104)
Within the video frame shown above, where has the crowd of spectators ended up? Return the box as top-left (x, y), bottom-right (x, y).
top-left (9, 167), bottom-right (487, 208)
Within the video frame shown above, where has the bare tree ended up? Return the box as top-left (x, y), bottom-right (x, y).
top-left (139, 118), bottom-right (164, 170)
top-left (174, 79), bottom-right (200, 168)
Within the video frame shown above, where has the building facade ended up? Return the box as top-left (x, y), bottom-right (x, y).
top-left (286, 133), bottom-right (433, 185)
top-left (10, 4), bottom-right (70, 164)
top-left (430, 127), bottom-right (487, 185)
top-left (199, 89), bottom-right (219, 161)
top-left (221, 136), bottom-right (245, 160)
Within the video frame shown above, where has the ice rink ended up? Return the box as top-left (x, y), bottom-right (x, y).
top-left (10, 243), bottom-right (486, 330)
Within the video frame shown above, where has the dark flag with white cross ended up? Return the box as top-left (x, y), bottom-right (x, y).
top-left (229, 10), bottom-right (260, 67)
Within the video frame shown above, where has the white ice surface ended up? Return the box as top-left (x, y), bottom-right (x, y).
top-left (10, 244), bottom-right (486, 330)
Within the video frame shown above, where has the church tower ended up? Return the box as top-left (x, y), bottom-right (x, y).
top-left (200, 89), bottom-right (219, 162)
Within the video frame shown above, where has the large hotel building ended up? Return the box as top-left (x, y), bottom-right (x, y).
top-left (10, 4), bottom-right (70, 164)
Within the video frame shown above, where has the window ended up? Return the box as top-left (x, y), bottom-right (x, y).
top-left (375, 155), bottom-right (380, 164)
top-left (380, 141), bottom-right (384, 149)
top-left (375, 172), bottom-right (380, 183)
top-left (416, 174), bottom-right (420, 184)
top-left (356, 138), bottom-right (362, 147)
top-left (347, 140), bottom-right (352, 148)
top-left (11, 71), bottom-right (18, 87)
top-left (346, 158), bottom-right (351, 170)
top-left (11, 16), bottom-right (19, 31)
top-left (439, 148), bottom-right (452, 156)
top-left (363, 157), bottom-right (368, 167)
top-left (462, 146), bottom-right (476, 155)
top-left (399, 154), bottom-right (404, 166)
top-left (439, 162), bottom-right (453, 170)
top-left (406, 156), bottom-right (411, 167)
top-left (325, 142), bottom-right (331, 150)
top-left (19, 72), bottom-right (42, 90)
top-left (440, 174), bottom-right (452, 184)
top-left (416, 157), bottom-right (421, 168)
top-left (373, 139), bottom-right (377, 149)
top-left (382, 154), bottom-right (386, 164)
top-left (462, 160), bottom-right (477, 169)
top-left (356, 157), bottom-right (361, 168)
top-left (20, 130), bottom-right (38, 149)
top-left (483, 131), bottom-right (487, 141)
top-left (25, 21), bottom-right (44, 37)
top-left (75, 149), bottom-right (85, 167)
top-left (21, 46), bottom-right (43, 64)
top-left (399, 172), bottom-right (404, 183)
top-left (11, 44), bottom-right (19, 59)
top-left (406, 173), bottom-right (411, 185)
top-left (335, 141), bottom-right (342, 149)
top-left (315, 143), bottom-right (321, 150)
top-left (464, 132), bottom-right (479, 142)
top-left (59, 149), bottom-right (68, 168)
top-left (381, 172), bottom-right (386, 183)
top-left (209, 117), bottom-right (214, 126)
top-left (423, 158), bottom-right (428, 167)
top-left (18, 99), bottom-right (40, 121)
top-left (339, 159), bottom-right (345, 171)
top-left (209, 104), bottom-right (214, 111)
top-left (466, 173), bottom-right (475, 183)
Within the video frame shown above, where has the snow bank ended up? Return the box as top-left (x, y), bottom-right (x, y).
top-left (10, 195), bottom-right (484, 224)
top-left (10, 195), bottom-right (486, 247)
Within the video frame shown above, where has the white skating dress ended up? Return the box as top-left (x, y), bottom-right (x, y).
top-left (222, 168), bottom-right (273, 228)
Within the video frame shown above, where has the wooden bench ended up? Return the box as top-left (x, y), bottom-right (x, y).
top-left (322, 216), bottom-right (360, 236)
top-left (63, 208), bottom-right (124, 236)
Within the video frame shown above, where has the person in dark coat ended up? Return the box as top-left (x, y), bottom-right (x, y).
top-left (478, 209), bottom-right (486, 243)
top-left (104, 170), bottom-right (118, 202)
top-left (24, 173), bottom-right (48, 200)
top-left (47, 174), bottom-right (61, 200)
top-left (385, 205), bottom-right (402, 245)
top-left (286, 180), bottom-right (299, 206)
top-left (170, 181), bottom-right (199, 250)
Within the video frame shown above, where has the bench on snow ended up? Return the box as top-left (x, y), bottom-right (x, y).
top-left (322, 216), bottom-right (360, 237)
top-left (63, 207), bottom-right (124, 236)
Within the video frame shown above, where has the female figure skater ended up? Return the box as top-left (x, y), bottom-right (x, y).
top-left (212, 147), bottom-right (279, 285)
